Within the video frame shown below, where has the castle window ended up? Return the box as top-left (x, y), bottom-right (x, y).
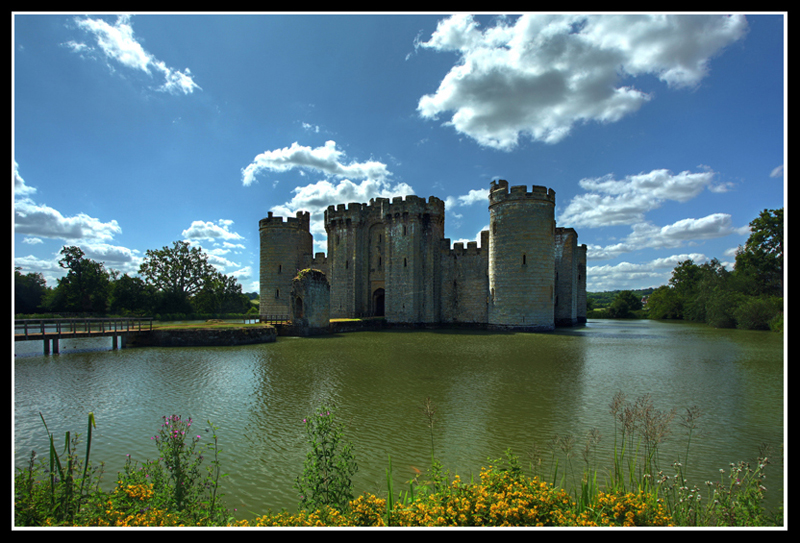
top-left (275, 288), bottom-right (280, 299)
top-left (404, 257), bottom-right (407, 268)
top-left (278, 264), bottom-right (282, 274)
top-left (522, 254), bottom-right (527, 266)
top-left (378, 257), bottom-right (382, 268)
top-left (403, 225), bottom-right (407, 235)
top-left (345, 260), bottom-right (349, 269)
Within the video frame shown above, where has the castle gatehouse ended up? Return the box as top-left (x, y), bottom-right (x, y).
top-left (259, 180), bottom-right (587, 331)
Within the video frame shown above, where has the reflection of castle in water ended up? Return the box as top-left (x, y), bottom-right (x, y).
top-left (259, 179), bottom-right (587, 331)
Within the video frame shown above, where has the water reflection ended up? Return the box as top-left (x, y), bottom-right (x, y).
top-left (14, 320), bottom-right (784, 518)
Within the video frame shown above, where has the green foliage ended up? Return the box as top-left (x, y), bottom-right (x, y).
top-left (733, 296), bottom-right (784, 331)
top-left (641, 209), bottom-right (783, 332)
top-left (15, 397), bottom-right (782, 527)
top-left (49, 246), bottom-right (112, 313)
top-left (606, 290), bottom-right (642, 318)
top-left (734, 208), bottom-right (783, 297)
top-left (109, 273), bottom-right (156, 315)
top-left (646, 285), bottom-right (683, 319)
top-left (14, 413), bottom-right (231, 527)
top-left (14, 268), bottom-right (50, 314)
top-left (295, 406), bottom-right (359, 513)
top-left (192, 273), bottom-right (251, 315)
top-left (14, 412), bottom-right (102, 526)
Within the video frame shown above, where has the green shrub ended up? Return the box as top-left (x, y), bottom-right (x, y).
top-left (734, 297), bottom-right (783, 330)
top-left (295, 406), bottom-right (359, 513)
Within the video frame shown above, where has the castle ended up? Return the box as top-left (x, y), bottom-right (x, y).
top-left (259, 179), bottom-right (587, 331)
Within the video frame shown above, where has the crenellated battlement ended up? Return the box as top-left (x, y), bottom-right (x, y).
top-left (259, 211), bottom-right (311, 231)
top-left (324, 194), bottom-right (445, 227)
top-left (441, 231), bottom-right (488, 257)
top-left (489, 179), bottom-right (555, 206)
top-left (260, 178), bottom-right (584, 329)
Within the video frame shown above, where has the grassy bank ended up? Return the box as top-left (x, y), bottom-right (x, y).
top-left (14, 394), bottom-right (783, 528)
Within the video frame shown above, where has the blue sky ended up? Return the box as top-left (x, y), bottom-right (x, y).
top-left (13, 13), bottom-right (785, 293)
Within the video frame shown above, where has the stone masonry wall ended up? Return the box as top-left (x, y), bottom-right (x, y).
top-left (259, 211), bottom-right (313, 318)
top-left (488, 181), bottom-right (556, 330)
top-left (261, 179), bottom-right (585, 330)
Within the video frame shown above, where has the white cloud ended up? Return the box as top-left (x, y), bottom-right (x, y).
top-left (13, 162), bottom-right (37, 198)
top-left (770, 164), bottom-right (784, 178)
top-left (80, 243), bottom-right (142, 275)
top-left (416, 14), bottom-right (748, 149)
top-left (270, 177), bottom-right (415, 252)
top-left (241, 140), bottom-right (391, 187)
top-left (456, 188), bottom-right (490, 206)
top-left (243, 140), bottom-right (410, 252)
top-left (15, 198), bottom-right (122, 242)
top-left (70, 14), bottom-right (201, 95)
top-left (587, 253), bottom-right (709, 291)
top-left (182, 219), bottom-right (245, 243)
top-left (586, 213), bottom-right (740, 262)
top-left (559, 168), bottom-right (722, 228)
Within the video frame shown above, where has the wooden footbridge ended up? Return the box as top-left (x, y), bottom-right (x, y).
top-left (14, 318), bottom-right (153, 355)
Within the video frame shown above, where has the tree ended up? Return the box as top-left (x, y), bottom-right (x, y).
top-left (646, 285), bottom-right (683, 320)
top-left (14, 268), bottom-right (49, 315)
top-left (192, 273), bottom-right (250, 315)
top-left (109, 274), bottom-right (156, 315)
top-left (734, 208), bottom-right (783, 296)
top-left (606, 290), bottom-right (642, 318)
top-left (50, 246), bottom-right (111, 313)
top-left (138, 241), bottom-right (219, 312)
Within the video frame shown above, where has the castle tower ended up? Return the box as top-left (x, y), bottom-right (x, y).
top-left (577, 244), bottom-right (587, 323)
top-left (554, 227), bottom-right (579, 326)
top-left (487, 180), bottom-right (556, 331)
top-left (259, 211), bottom-right (313, 318)
top-left (380, 195), bottom-right (445, 324)
top-left (324, 202), bottom-right (372, 318)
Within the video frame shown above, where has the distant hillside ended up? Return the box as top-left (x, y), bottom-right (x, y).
top-left (587, 288), bottom-right (656, 309)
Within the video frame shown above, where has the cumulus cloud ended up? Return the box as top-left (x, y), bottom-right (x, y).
top-left (587, 253), bottom-right (709, 291)
top-left (13, 162), bottom-right (143, 280)
top-left (559, 168), bottom-right (724, 228)
top-left (15, 198), bottom-right (122, 243)
top-left (270, 177), bottom-right (415, 251)
top-left (182, 219), bottom-right (245, 243)
top-left (416, 14), bottom-right (748, 149)
top-left (68, 14), bottom-right (201, 95)
top-left (585, 213), bottom-right (742, 263)
top-left (241, 140), bottom-right (391, 187)
top-left (14, 163), bottom-right (122, 243)
top-left (243, 140), bottom-right (412, 252)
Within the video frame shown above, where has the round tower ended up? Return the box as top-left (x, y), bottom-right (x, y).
top-left (259, 211), bottom-right (313, 318)
top-left (487, 180), bottom-right (556, 331)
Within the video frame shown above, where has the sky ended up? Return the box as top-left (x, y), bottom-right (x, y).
top-left (13, 12), bottom-right (786, 294)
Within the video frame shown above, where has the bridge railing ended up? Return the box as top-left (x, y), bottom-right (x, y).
top-left (14, 317), bottom-right (154, 339)
top-left (259, 314), bottom-right (290, 325)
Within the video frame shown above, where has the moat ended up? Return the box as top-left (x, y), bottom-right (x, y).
top-left (13, 319), bottom-right (784, 520)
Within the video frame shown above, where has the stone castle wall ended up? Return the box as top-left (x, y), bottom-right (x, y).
top-left (487, 180), bottom-right (556, 330)
top-left (259, 211), bottom-right (313, 316)
top-left (260, 180), bottom-right (586, 329)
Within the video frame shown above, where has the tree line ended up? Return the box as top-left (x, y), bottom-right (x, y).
top-left (14, 241), bottom-right (257, 319)
top-left (592, 208), bottom-right (783, 331)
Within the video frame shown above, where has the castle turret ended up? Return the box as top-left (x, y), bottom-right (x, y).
top-left (554, 227), bottom-right (579, 326)
top-left (488, 180), bottom-right (556, 331)
top-left (380, 196), bottom-right (445, 324)
top-left (259, 211), bottom-right (313, 318)
top-left (577, 244), bottom-right (587, 323)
